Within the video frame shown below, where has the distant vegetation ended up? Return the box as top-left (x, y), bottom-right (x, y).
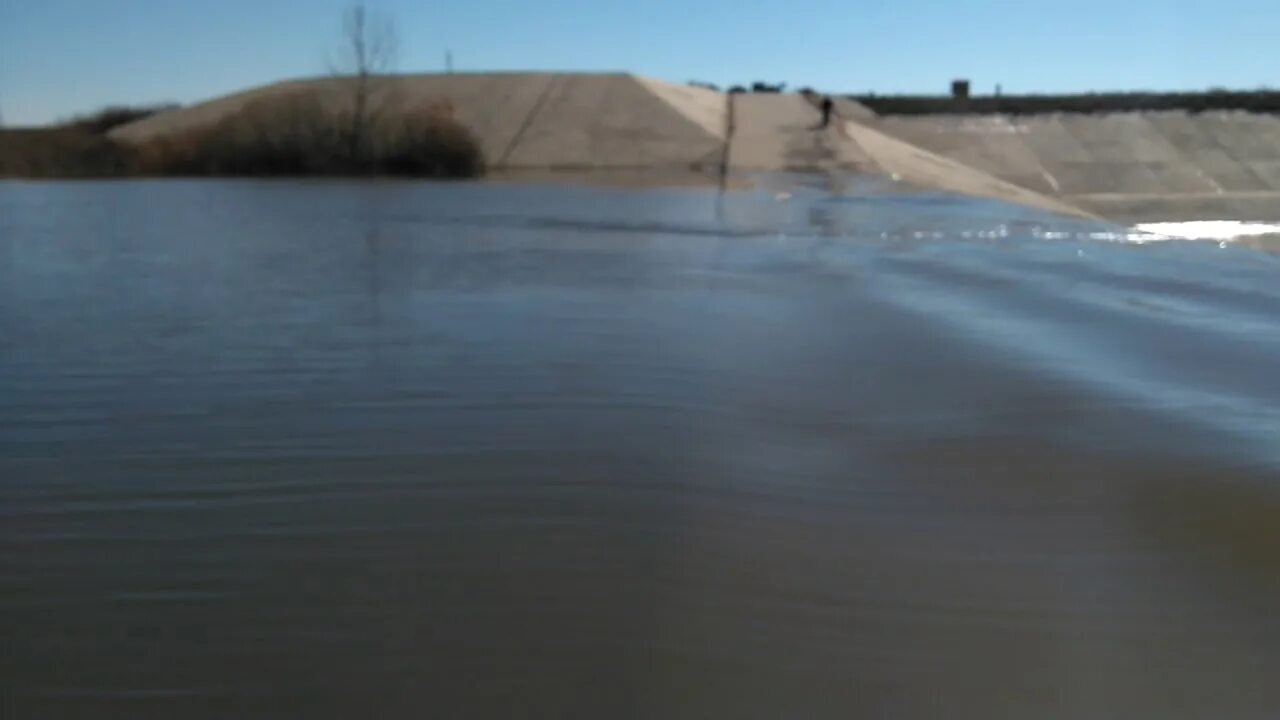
top-left (1, 3), bottom-right (483, 180)
top-left (0, 95), bottom-right (485, 180)
top-left (852, 89), bottom-right (1280, 115)
top-left (135, 94), bottom-right (484, 178)
top-left (0, 105), bottom-right (173, 178)
top-left (724, 82), bottom-right (787, 95)
top-left (0, 126), bottom-right (135, 178)
top-left (66, 105), bottom-right (176, 134)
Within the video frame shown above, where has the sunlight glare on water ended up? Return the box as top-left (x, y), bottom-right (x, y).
top-left (1134, 220), bottom-right (1280, 242)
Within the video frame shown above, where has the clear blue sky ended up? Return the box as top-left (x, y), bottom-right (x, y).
top-left (2, 0), bottom-right (1277, 126)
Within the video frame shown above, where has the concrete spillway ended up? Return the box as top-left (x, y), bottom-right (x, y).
top-left (725, 93), bottom-right (1088, 217)
top-left (111, 73), bottom-right (1280, 222)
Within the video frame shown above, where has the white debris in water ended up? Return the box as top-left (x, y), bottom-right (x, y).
top-left (1132, 221), bottom-right (1280, 242)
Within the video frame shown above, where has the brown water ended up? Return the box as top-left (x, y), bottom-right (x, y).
top-left (3, 179), bottom-right (1279, 718)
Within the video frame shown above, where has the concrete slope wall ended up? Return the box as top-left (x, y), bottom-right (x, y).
top-left (116, 73), bottom-right (1191, 218)
top-left (874, 112), bottom-right (1280, 220)
top-left (109, 76), bottom-right (339, 143)
top-left (400, 74), bottom-right (557, 164)
top-left (830, 98), bottom-right (877, 123)
top-left (634, 78), bottom-right (728, 140)
top-left (110, 73), bottom-right (562, 166)
top-left (500, 75), bottom-right (724, 170)
top-left (111, 73), bottom-right (726, 174)
top-left (840, 120), bottom-right (1094, 218)
top-left (112, 77), bottom-right (1090, 216)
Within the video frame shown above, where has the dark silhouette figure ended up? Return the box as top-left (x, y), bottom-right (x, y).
top-left (821, 96), bottom-right (835, 128)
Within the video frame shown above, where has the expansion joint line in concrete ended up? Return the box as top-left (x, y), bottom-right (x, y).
top-left (719, 93), bottom-right (736, 191)
top-left (496, 78), bottom-right (559, 167)
top-left (994, 117), bottom-right (1062, 193)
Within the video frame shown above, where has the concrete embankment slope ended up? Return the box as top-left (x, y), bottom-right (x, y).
top-left (108, 73), bottom-right (1094, 218)
top-left (872, 112), bottom-right (1280, 221)
top-left (109, 74), bottom-right (1280, 222)
top-left (110, 74), bottom-right (1082, 214)
top-left (111, 73), bottom-right (728, 178)
top-left (487, 74), bottom-right (726, 172)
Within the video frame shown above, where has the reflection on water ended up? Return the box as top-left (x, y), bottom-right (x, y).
top-left (2, 179), bottom-right (1280, 719)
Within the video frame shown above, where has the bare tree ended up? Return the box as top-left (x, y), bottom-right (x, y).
top-left (332, 3), bottom-right (399, 164)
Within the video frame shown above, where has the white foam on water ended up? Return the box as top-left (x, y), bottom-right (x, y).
top-left (1131, 221), bottom-right (1280, 243)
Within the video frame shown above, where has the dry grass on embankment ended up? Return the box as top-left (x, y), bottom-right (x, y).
top-left (0, 95), bottom-right (484, 180)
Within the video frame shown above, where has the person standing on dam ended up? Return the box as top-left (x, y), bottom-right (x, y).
top-left (821, 96), bottom-right (835, 128)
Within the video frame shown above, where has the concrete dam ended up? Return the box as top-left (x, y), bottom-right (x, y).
top-left (111, 73), bottom-right (1280, 223)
